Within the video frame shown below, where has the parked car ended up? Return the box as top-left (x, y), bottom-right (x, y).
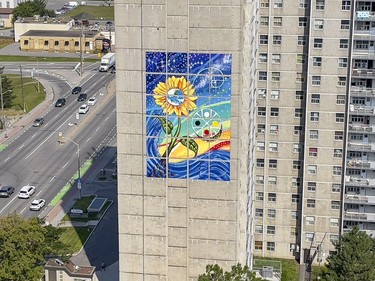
top-left (18, 185), bottom-right (36, 199)
top-left (72, 86), bottom-right (82, 94)
top-left (33, 118), bottom-right (44, 127)
top-left (0, 186), bottom-right (15, 198)
top-left (55, 98), bottom-right (66, 107)
top-left (78, 104), bottom-right (89, 114)
top-left (88, 97), bottom-right (97, 106)
top-left (77, 93), bottom-right (87, 101)
top-left (30, 199), bottom-right (46, 211)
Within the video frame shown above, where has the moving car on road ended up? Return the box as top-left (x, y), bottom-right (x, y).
top-left (18, 185), bottom-right (36, 199)
top-left (30, 199), bottom-right (45, 211)
top-left (0, 186), bottom-right (15, 198)
top-left (78, 104), bottom-right (89, 114)
top-left (77, 93), bottom-right (87, 101)
top-left (72, 86), bottom-right (82, 95)
top-left (88, 97), bottom-right (97, 106)
top-left (55, 98), bottom-right (66, 107)
top-left (33, 118), bottom-right (44, 127)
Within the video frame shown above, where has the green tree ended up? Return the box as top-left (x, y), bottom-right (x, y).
top-left (320, 226), bottom-right (375, 281)
top-left (0, 215), bottom-right (71, 281)
top-left (12, 0), bottom-right (55, 23)
top-left (198, 263), bottom-right (266, 281)
top-left (1, 74), bottom-right (14, 108)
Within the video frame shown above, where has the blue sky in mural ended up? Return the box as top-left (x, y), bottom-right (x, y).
top-left (146, 52), bottom-right (232, 181)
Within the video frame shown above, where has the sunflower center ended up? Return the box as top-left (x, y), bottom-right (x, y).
top-left (167, 88), bottom-right (185, 106)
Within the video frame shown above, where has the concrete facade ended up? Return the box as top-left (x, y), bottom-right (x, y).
top-left (0, 8), bottom-right (12, 28)
top-left (116, 0), bottom-right (256, 280)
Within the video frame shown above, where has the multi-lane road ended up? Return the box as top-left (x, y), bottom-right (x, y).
top-left (0, 62), bottom-right (116, 218)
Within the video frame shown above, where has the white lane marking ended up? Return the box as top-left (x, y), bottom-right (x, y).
top-left (19, 144), bottom-right (24, 150)
top-left (31, 133), bottom-right (37, 139)
top-left (35, 189), bottom-right (43, 197)
top-left (95, 127), bottom-right (100, 132)
top-left (45, 123), bottom-right (49, 126)
top-left (112, 109), bottom-right (115, 112)
top-left (49, 176), bottom-right (56, 182)
top-left (104, 117), bottom-right (109, 121)
top-left (4, 156), bottom-right (10, 163)
top-left (62, 161), bottom-right (69, 168)
top-left (20, 206), bottom-right (27, 214)
top-left (0, 195), bottom-right (18, 214)
top-left (86, 137), bottom-right (91, 142)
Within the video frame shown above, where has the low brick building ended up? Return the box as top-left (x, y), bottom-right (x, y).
top-left (44, 259), bottom-right (98, 281)
top-left (20, 30), bottom-right (101, 53)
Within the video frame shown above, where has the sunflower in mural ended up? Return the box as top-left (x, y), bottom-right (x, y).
top-left (153, 76), bottom-right (197, 117)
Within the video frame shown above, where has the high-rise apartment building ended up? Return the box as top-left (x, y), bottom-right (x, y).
top-left (116, 0), bottom-right (375, 279)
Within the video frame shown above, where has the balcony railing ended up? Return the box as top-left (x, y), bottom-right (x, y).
top-left (347, 159), bottom-right (375, 169)
top-left (350, 87), bottom-right (375, 96)
top-left (356, 11), bottom-right (375, 21)
top-left (344, 211), bottom-right (368, 221)
top-left (349, 123), bottom-right (374, 132)
top-left (347, 141), bottom-right (373, 150)
top-left (349, 104), bottom-right (375, 115)
top-left (345, 194), bottom-right (369, 204)
top-left (352, 69), bottom-right (375, 78)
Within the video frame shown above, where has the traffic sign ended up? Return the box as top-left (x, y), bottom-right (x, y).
top-left (77, 178), bottom-right (81, 189)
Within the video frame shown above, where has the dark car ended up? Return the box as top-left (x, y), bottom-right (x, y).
top-left (111, 65), bottom-right (116, 74)
top-left (33, 117), bottom-right (44, 127)
top-left (77, 93), bottom-right (87, 101)
top-left (0, 186), bottom-right (15, 198)
top-left (72, 86), bottom-right (82, 95)
top-left (55, 98), bottom-right (66, 107)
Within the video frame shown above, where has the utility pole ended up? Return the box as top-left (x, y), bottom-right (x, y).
top-left (0, 66), bottom-right (4, 131)
top-left (36, 58), bottom-right (40, 92)
top-left (80, 22), bottom-right (84, 76)
top-left (20, 65), bottom-right (25, 112)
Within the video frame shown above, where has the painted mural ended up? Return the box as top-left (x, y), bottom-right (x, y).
top-left (146, 52), bottom-right (232, 181)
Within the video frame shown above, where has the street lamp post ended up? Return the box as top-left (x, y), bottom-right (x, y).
top-left (59, 133), bottom-right (81, 199)
top-left (0, 66), bottom-right (4, 133)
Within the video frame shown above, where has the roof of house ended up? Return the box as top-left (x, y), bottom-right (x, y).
top-left (15, 17), bottom-right (72, 24)
top-left (21, 30), bottom-right (100, 38)
top-left (45, 259), bottom-right (96, 277)
top-left (0, 8), bottom-right (13, 14)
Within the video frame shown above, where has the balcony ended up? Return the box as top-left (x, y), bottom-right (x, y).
top-left (347, 141), bottom-right (375, 151)
top-left (349, 104), bottom-right (375, 115)
top-left (350, 86), bottom-right (375, 97)
top-left (347, 159), bottom-right (375, 169)
top-left (345, 176), bottom-right (375, 187)
top-left (345, 194), bottom-right (369, 204)
top-left (344, 211), bottom-right (369, 221)
top-left (356, 11), bottom-right (375, 21)
top-left (352, 68), bottom-right (375, 78)
top-left (348, 123), bottom-right (374, 133)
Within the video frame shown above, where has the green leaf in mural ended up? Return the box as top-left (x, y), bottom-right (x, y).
top-left (180, 138), bottom-right (199, 157)
top-left (157, 117), bottom-right (174, 134)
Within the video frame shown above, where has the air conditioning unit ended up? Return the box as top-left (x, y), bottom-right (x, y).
top-left (260, 266), bottom-right (274, 278)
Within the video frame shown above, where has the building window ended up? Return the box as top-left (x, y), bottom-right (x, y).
top-left (257, 141), bottom-right (265, 151)
top-left (336, 113), bottom-right (345, 122)
top-left (255, 241), bottom-right (263, 250)
top-left (85, 42), bottom-right (89, 47)
top-left (296, 72), bottom-right (305, 83)
top-left (336, 95), bottom-right (345, 104)
top-left (292, 177), bottom-right (300, 188)
top-left (269, 142), bottom-right (278, 152)
top-left (23, 40), bottom-right (29, 45)
top-left (259, 72), bottom-right (267, 81)
top-left (316, 0), bottom-right (325, 10)
top-left (270, 108), bottom-right (279, 117)
top-left (312, 76), bottom-right (321, 86)
top-left (258, 107), bottom-right (266, 116)
top-left (331, 201), bottom-right (340, 210)
top-left (260, 16), bottom-right (269, 26)
top-left (267, 226), bottom-right (276, 235)
top-left (54, 40), bottom-right (59, 46)
top-left (341, 20), bottom-right (350, 30)
top-left (294, 126), bottom-right (303, 135)
top-left (75, 41), bottom-right (79, 47)
top-left (306, 233), bottom-right (314, 242)
top-left (309, 147), bottom-right (318, 157)
top-left (308, 165), bottom-right (317, 174)
top-left (297, 54), bottom-right (306, 64)
top-left (338, 77), bottom-right (346, 86)
top-left (299, 17), bottom-right (307, 27)
top-left (270, 125), bottom-right (279, 134)
top-left (314, 19), bottom-right (324, 30)
top-left (311, 94), bottom-right (320, 104)
top-left (293, 160), bottom-right (301, 170)
top-left (310, 112), bottom-right (320, 122)
top-left (257, 124), bottom-right (265, 134)
top-left (334, 149), bottom-right (343, 158)
top-left (273, 17), bottom-right (282, 27)
top-left (291, 211), bottom-right (299, 220)
top-left (313, 57), bottom-right (322, 67)
top-left (332, 184), bottom-right (341, 193)
top-left (256, 175), bottom-right (264, 184)
top-left (268, 176), bottom-right (277, 185)
top-left (44, 40), bottom-right (49, 46)
top-left (330, 218), bottom-right (339, 227)
top-left (306, 216), bottom-right (315, 225)
top-left (260, 0), bottom-right (269, 8)
top-left (314, 38), bottom-right (323, 48)
top-left (268, 193), bottom-right (277, 202)
top-left (273, 35), bottom-right (282, 45)
top-left (272, 54), bottom-right (281, 64)
top-left (292, 194), bottom-right (300, 203)
top-left (295, 108), bottom-right (303, 118)
top-left (295, 91), bottom-right (304, 100)
top-left (256, 192), bottom-right (264, 201)
top-left (255, 208), bottom-right (263, 217)
top-left (309, 130), bottom-right (318, 139)
top-left (293, 144), bottom-right (302, 153)
top-left (258, 89), bottom-right (266, 99)
top-left (270, 90), bottom-right (280, 99)
top-left (260, 35), bottom-right (269, 45)
top-left (335, 131), bottom-right (344, 140)
top-left (64, 41), bottom-right (69, 46)
top-left (255, 225), bottom-right (263, 234)
top-left (298, 36), bottom-right (306, 46)
top-left (271, 72), bottom-right (280, 82)
top-left (257, 159), bottom-right (265, 168)
top-left (269, 159), bottom-right (278, 169)
top-left (299, 0), bottom-right (308, 8)
top-left (330, 234), bottom-right (339, 243)
top-left (268, 209), bottom-right (276, 218)
top-left (307, 182), bottom-right (316, 192)
top-left (333, 166), bottom-right (342, 176)
top-left (274, 0), bottom-right (283, 8)
top-left (340, 39), bottom-right (349, 49)
top-left (307, 199), bottom-right (316, 208)
top-left (267, 242), bottom-right (275, 251)
top-left (259, 53), bottom-right (268, 63)
top-left (342, 0), bottom-right (350, 10)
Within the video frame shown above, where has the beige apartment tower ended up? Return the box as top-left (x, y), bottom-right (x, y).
top-left (115, 1), bottom-right (257, 280)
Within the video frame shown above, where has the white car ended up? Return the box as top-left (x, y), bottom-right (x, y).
top-left (88, 97), bottom-right (97, 106)
top-left (30, 199), bottom-right (45, 211)
top-left (18, 185), bottom-right (36, 199)
top-left (78, 104), bottom-right (89, 114)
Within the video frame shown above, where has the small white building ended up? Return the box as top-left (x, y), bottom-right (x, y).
top-left (0, 0), bottom-right (21, 9)
top-left (44, 259), bottom-right (98, 281)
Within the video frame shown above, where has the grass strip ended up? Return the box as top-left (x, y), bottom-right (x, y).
top-left (0, 55), bottom-right (99, 62)
top-left (0, 144), bottom-right (7, 151)
top-left (59, 226), bottom-right (93, 254)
